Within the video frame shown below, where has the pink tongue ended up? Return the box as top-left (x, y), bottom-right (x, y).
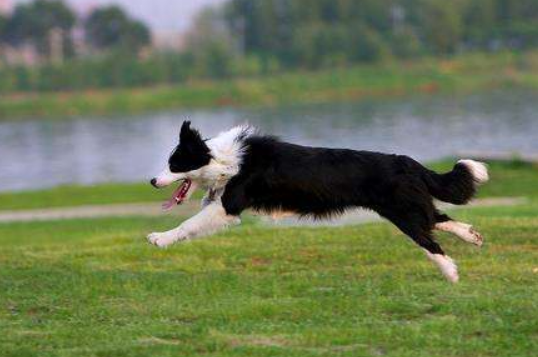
top-left (162, 180), bottom-right (191, 211)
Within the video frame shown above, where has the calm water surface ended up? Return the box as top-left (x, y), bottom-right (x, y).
top-left (1, 90), bottom-right (537, 192)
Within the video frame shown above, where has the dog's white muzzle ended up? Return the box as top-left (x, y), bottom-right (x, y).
top-left (151, 167), bottom-right (185, 188)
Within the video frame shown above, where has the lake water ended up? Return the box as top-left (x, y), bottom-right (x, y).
top-left (1, 90), bottom-right (537, 192)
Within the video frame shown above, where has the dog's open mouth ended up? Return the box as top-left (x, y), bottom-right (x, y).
top-left (162, 179), bottom-right (192, 210)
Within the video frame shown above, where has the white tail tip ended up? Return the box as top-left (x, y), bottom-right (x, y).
top-left (458, 159), bottom-right (489, 185)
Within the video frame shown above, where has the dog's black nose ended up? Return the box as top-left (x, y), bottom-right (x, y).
top-left (150, 178), bottom-right (158, 188)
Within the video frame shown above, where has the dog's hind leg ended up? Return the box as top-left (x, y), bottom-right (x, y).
top-left (382, 211), bottom-right (459, 283)
top-left (376, 180), bottom-right (459, 283)
top-left (147, 201), bottom-right (240, 248)
top-left (435, 219), bottom-right (484, 247)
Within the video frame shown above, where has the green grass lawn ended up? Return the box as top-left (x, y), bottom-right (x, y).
top-left (0, 207), bottom-right (537, 356)
top-left (0, 182), bottom-right (167, 211)
top-left (0, 161), bottom-right (537, 356)
top-left (0, 182), bottom-right (205, 211)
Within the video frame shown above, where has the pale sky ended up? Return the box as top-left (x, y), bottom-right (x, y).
top-left (10, 0), bottom-right (227, 34)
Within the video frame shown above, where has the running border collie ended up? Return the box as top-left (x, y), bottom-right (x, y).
top-left (149, 121), bottom-right (489, 283)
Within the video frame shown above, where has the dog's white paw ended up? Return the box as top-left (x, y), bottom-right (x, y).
top-left (468, 226), bottom-right (484, 247)
top-left (147, 232), bottom-right (178, 248)
top-left (425, 252), bottom-right (460, 284)
top-left (457, 223), bottom-right (484, 247)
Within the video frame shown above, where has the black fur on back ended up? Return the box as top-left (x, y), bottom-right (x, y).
top-left (221, 135), bottom-right (477, 219)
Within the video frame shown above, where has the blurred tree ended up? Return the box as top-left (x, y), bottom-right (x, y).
top-left (227, 0), bottom-right (397, 67)
top-left (420, 0), bottom-right (463, 54)
top-left (291, 23), bottom-right (350, 68)
top-left (495, 0), bottom-right (538, 48)
top-left (291, 24), bottom-right (325, 68)
top-left (348, 23), bottom-right (390, 62)
top-left (186, 8), bottom-right (236, 78)
top-left (463, 0), bottom-right (497, 47)
top-left (222, 0), bottom-right (538, 67)
top-left (389, 25), bottom-right (423, 58)
top-left (0, 14), bottom-right (6, 39)
top-left (0, 14), bottom-right (6, 48)
top-left (4, 0), bottom-right (75, 57)
top-left (227, 0), bottom-right (262, 55)
top-left (85, 6), bottom-right (150, 52)
top-left (0, 14), bottom-right (5, 66)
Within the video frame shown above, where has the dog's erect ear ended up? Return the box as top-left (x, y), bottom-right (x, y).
top-left (180, 120), bottom-right (204, 142)
top-left (179, 121), bottom-right (208, 152)
top-left (180, 121), bottom-right (192, 141)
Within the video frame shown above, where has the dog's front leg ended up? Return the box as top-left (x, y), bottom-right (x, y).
top-left (201, 188), bottom-right (223, 208)
top-left (147, 202), bottom-right (240, 248)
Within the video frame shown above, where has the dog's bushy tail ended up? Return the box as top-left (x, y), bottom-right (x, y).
top-left (422, 160), bottom-right (489, 205)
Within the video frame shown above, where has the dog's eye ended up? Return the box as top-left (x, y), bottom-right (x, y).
top-left (169, 164), bottom-right (180, 173)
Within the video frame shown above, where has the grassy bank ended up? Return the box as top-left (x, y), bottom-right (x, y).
top-left (1, 51), bottom-right (538, 119)
top-left (0, 160), bottom-right (536, 212)
top-left (0, 164), bottom-right (537, 356)
top-left (0, 182), bottom-right (167, 211)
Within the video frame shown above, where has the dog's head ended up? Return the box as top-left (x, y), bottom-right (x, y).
top-left (150, 121), bottom-right (211, 208)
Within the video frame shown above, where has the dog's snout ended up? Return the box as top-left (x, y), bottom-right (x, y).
top-left (150, 178), bottom-right (158, 188)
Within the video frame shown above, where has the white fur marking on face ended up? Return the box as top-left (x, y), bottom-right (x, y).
top-left (458, 159), bottom-right (489, 185)
top-left (436, 221), bottom-right (483, 246)
top-left (424, 250), bottom-right (459, 283)
top-left (154, 167), bottom-right (185, 187)
top-left (147, 201), bottom-right (240, 248)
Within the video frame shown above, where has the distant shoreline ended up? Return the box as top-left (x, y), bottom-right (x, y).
top-left (1, 51), bottom-right (537, 120)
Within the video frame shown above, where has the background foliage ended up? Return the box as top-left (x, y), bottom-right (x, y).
top-left (225, 0), bottom-right (538, 67)
top-left (0, 0), bottom-right (538, 93)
